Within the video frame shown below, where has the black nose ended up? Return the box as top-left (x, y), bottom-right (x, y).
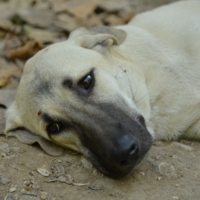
top-left (111, 135), bottom-right (139, 167)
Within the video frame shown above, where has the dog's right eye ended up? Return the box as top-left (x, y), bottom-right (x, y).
top-left (78, 71), bottom-right (94, 93)
top-left (46, 123), bottom-right (63, 134)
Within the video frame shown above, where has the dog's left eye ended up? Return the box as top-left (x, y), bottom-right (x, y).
top-left (46, 123), bottom-right (63, 134)
top-left (78, 73), bottom-right (94, 91)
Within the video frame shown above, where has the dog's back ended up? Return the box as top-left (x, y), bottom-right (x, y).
top-left (130, 0), bottom-right (200, 63)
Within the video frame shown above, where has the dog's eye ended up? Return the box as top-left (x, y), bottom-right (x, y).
top-left (78, 73), bottom-right (94, 91)
top-left (46, 123), bottom-right (63, 134)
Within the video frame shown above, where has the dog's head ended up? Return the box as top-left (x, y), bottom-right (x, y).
top-left (5, 26), bottom-right (153, 178)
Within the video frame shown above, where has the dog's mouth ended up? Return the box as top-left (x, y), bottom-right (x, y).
top-left (82, 147), bottom-right (148, 179)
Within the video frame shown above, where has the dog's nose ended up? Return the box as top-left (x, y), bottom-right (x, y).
top-left (111, 135), bottom-right (139, 167)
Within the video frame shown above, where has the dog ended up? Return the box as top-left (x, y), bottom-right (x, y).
top-left (4, 0), bottom-right (200, 179)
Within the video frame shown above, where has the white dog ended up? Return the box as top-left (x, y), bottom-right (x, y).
top-left (5, 0), bottom-right (200, 178)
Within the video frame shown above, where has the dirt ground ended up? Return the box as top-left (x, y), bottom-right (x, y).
top-left (0, 0), bottom-right (200, 200)
top-left (1, 107), bottom-right (200, 200)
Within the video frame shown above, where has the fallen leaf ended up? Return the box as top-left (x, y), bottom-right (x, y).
top-left (0, 59), bottom-right (20, 88)
top-left (15, 8), bottom-right (54, 28)
top-left (27, 28), bottom-right (61, 44)
top-left (53, 13), bottom-right (80, 32)
top-left (0, 19), bottom-right (21, 34)
top-left (103, 14), bottom-right (124, 26)
top-left (54, 0), bottom-right (98, 19)
top-left (82, 14), bottom-right (103, 28)
top-left (98, 0), bottom-right (130, 12)
top-left (4, 37), bottom-right (43, 60)
top-left (0, 2), bottom-right (13, 20)
top-left (0, 89), bottom-right (16, 108)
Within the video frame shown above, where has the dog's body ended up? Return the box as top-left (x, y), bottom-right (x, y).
top-left (5, 0), bottom-right (200, 178)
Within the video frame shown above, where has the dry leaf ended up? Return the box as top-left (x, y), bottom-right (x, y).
top-left (53, 13), bottom-right (80, 32)
top-left (98, 0), bottom-right (130, 12)
top-left (0, 2), bottom-right (13, 19)
top-left (16, 8), bottom-right (54, 28)
top-left (52, 0), bottom-right (70, 13)
top-left (0, 59), bottom-right (20, 88)
top-left (0, 89), bottom-right (16, 108)
top-left (82, 14), bottom-right (103, 28)
top-left (27, 28), bottom-right (61, 43)
top-left (103, 14), bottom-right (124, 26)
top-left (67, 0), bottom-right (98, 19)
top-left (4, 39), bottom-right (43, 60)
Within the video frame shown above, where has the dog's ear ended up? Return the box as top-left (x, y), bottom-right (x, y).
top-left (69, 26), bottom-right (127, 53)
top-left (7, 129), bottom-right (64, 156)
top-left (5, 102), bottom-right (23, 134)
top-left (5, 103), bottom-right (64, 156)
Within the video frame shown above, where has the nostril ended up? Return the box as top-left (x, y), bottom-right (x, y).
top-left (112, 135), bottom-right (139, 167)
top-left (119, 143), bottom-right (138, 167)
top-left (129, 143), bottom-right (138, 156)
top-left (120, 160), bottom-right (129, 166)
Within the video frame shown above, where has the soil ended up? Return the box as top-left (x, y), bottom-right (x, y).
top-left (1, 0), bottom-right (200, 200)
top-left (0, 106), bottom-right (200, 200)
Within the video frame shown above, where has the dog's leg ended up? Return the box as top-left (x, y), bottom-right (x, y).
top-left (183, 120), bottom-right (200, 140)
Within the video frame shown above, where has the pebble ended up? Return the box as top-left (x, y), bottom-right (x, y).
top-left (40, 191), bottom-right (48, 199)
top-left (1, 152), bottom-right (6, 157)
top-left (0, 176), bottom-right (10, 185)
top-left (45, 175), bottom-right (72, 184)
top-left (88, 185), bottom-right (102, 190)
top-left (37, 168), bottom-right (50, 177)
top-left (9, 187), bottom-right (17, 193)
top-left (4, 194), bottom-right (14, 200)
top-left (0, 142), bottom-right (10, 153)
top-left (81, 157), bottom-right (93, 169)
top-left (157, 176), bottom-right (162, 181)
top-left (11, 147), bottom-right (20, 152)
top-left (56, 165), bottom-right (65, 174)
top-left (21, 190), bottom-right (38, 196)
top-left (156, 162), bottom-right (177, 178)
top-left (172, 142), bottom-right (193, 151)
top-left (172, 196), bottom-right (179, 199)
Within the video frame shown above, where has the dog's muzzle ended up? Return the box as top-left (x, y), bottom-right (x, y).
top-left (76, 103), bottom-right (153, 179)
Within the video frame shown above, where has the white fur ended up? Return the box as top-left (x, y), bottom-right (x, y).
top-left (5, 0), bottom-right (200, 151)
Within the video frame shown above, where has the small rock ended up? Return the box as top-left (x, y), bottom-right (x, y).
top-left (1, 153), bottom-right (6, 157)
top-left (40, 191), bottom-right (48, 200)
top-left (88, 185), bottom-right (102, 190)
top-left (9, 187), bottom-right (17, 193)
top-left (157, 176), bottom-right (162, 181)
top-left (56, 165), bottom-right (65, 174)
top-left (172, 196), bottom-right (179, 199)
top-left (92, 169), bottom-right (97, 175)
top-left (57, 176), bottom-right (67, 183)
top-left (4, 194), bottom-right (14, 200)
top-left (37, 168), bottom-right (50, 177)
top-left (29, 171), bottom-right (34, 176)
top-left (0, 142), bottom-right (10, 153)
top-left (81, 157), bottom-right (93, 169)
top-left (139, 172), bottom-right (145, 176)
top-left (175, 184), bottom-right (179, 187)
top-left (156, 162), bottom-right (177, 178)
top-left (172, 142), bottom-right (193, 151)
top-left (0, 176), bottom-right (10, 185)
top-left (21, 190), bottom-right (38, 196)
top-left (11, 147), bottom-right (20, 152)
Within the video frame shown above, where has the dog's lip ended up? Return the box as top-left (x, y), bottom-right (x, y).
top-left (80, 143), bottom-right (149, 179)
